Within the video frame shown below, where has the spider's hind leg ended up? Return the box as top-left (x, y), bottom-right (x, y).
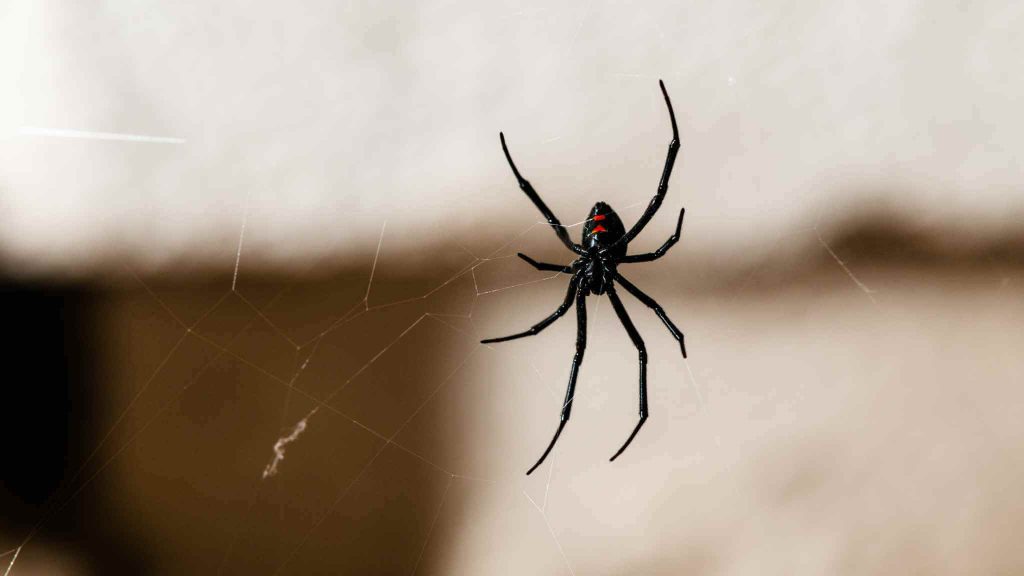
top-left (607, 287), bottom-right (649, 462)
top-left (526, 290), bottom-right (587, 475)
top-left (481, 274), bottom-right (579, 344)
top-left (614, 273), bottom-right (686, 358)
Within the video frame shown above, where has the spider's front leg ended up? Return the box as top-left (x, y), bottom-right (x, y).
top-left (607, 286), bottom-right (649, 462)
top-left (619, 80), bottom-right (680, 247)
top-left (617, 208), bottom-right (685, 264)
top-left (517, 252), bottom-right (572, 274)
top-left (527, 286), bottom-right (587, 475)
top-left (500, 133), bottom-right (586, 256)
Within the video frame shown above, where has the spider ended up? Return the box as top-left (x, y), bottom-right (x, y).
top-left (482, 80), bottom-right (688, 475)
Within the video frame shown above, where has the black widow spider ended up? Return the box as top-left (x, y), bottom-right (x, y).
top-left (482, 80), bottom-right (688, 475)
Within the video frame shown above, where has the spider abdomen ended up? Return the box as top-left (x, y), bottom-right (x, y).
top-left (583, 202), bottom-right (627, 258)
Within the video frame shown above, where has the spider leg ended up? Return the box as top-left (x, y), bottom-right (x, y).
top-left (527, 289), bottom-right (587, 475)
top-left (610, 80), bottom-right (679, 253)
top-left (500, 133), bottom-right (586, 256)
top-left (607, 287), bottom-right (649, 462)
top-left (518, 252), bottom-right (572, 273)
top-left (480, 273), bottom-right (580, 344)
top-left (617, 208), bottom-right (685, 264)
top-left (614, 273), bottom-right (687, 358)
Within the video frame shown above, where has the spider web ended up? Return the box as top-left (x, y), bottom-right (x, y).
top-left (2, 185), bottom-right (716, 575)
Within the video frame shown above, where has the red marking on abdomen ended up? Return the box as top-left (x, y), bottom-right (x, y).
top-left (592, 225), bottom-right (608, 233)
top-left (593, 214), bottom-right (606, 221)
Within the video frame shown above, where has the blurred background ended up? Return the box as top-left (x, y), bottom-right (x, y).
top-left (1, 1), bottom-right (1022, 574)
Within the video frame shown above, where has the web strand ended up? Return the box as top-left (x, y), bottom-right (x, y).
top-left (410, 476), bottom-right (454, 576)
top-left (523, 491), bottom-right (577, 576)
top-left (815, 229), bottom-right (878, 304)
top-left (1, 546), bottom-right (21, 576)
top-left (18, 127), bottom-right (185, 144)
top-left (232, 189), bottom-right (252, 292)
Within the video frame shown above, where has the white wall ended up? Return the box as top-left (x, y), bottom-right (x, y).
top-left (1, 0), bottom-right (1022, 277)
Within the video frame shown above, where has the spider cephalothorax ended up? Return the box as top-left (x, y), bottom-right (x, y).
top-left (482, 80), bottom-right (688, 474)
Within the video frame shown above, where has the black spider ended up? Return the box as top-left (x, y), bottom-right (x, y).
top-left (482, 80), bottom-right (687, 475)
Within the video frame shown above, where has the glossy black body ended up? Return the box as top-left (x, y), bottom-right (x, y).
top-left (579, 202), bottom-right (625, 295)
top-left (482, 80), bottom-right (689, 474)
